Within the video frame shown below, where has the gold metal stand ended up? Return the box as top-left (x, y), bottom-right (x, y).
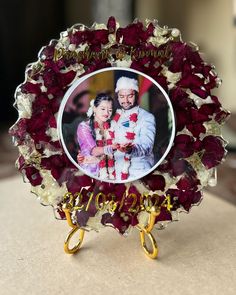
top-left (136, 207), bottom-right (161, 259)
top-left (63, 203), bottom-right (160, 259)
top-left (63, 203), bottom-right (85, 254)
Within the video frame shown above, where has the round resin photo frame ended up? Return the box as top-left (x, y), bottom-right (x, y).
top-left (10, 17), bottom-right (229, 259)
top-left (58, 67), bottom-right (176, 183)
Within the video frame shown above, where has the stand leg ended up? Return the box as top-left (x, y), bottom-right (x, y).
top-left (64, 227), bottom-right (85, 254)
top-left (137, 207), bottom-right (160, 259)
top-left (139, 229), bottom-right (158, 259)
top-left (63, 206), bottom-right (85, 254)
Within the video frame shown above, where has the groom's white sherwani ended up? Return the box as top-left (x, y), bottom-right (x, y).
top-left (111, 106), bottom-right (156, 180)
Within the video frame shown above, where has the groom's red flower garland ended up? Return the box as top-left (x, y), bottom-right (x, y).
top-left (9, 17), bottom-right (229, 234)
top-left (111, 108), bottom-right (139, 180)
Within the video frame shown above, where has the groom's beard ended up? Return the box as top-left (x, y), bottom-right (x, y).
top-left (120, 102), bottom-right (137, 110)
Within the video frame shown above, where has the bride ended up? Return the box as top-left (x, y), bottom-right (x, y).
top-left (76, 93), bottom-right (118, 180)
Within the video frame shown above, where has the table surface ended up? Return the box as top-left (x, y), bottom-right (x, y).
top-left (0, 175), bottom-right (236, 295)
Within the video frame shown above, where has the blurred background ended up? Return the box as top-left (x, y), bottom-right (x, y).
top-left (0, 0), bottom-right (235, 203)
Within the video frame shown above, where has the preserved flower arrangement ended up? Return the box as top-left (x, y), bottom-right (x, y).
top-left (9, 17), bottom-right (229, 259)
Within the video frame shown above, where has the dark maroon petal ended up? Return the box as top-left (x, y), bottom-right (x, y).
top-left (43, 60), bottom-right (60, 73)
top-left (215, 109), bottom-right (230, 124)
top-left (176, 175), bottom-right (199, 190)
top-left (193, 139), bottom-right (202, 151)
top-left (48, 140), bottom-right (62, 150)
top-left (24, 166), bottom-right (43, 186)
top-left (155, 76), bottom-right (168, 92)
top-left (155, 207), bottom-right (172, 222)
top-left (107, 16), bottom-right (116, 33)
top-left (201, 136), bottom-right (226, 168)
top-left (43, 69), bottom-right (58, 88)
top-left (211, 95), bottom-right (221, 106)
top-left (178, 191), bottom-right (190, 210)
top-left (56, 206), bottom-right (66, 219)
top-left (48, 116), bottom-right (57, 128)
top-left (32, 94), bottom-right (49, 112)
top-left (158, 161), bottom-right (171, 173)
top-left (40, 154), bottom-right (76, 182)
top-left (186, 46), bottom-right (203, 66)
top-left (69, 30), bottom-right (92, 45)
top-left (169, 42), bottom-right (187, 72)
top-left (9, 118), bottom-right (28, 144)
top-left (21, 82), bottom-right (41, 95)
top-left (76, 211), bottom-right (91, 227)
top-left (32, 130), bottom-right (51, 143)
top-left (190, 108), bottom-right (210, 123)
top-left (101, 212), bottom-right (129, 234)
top-left (146, 22), bottom-right (155, 36)
top-left (205, 73), bottom-right (217, 91)
top-left (191, 88), bottom-right (208, 99)
top-left (58, 70), bottom-right (76, 87)
top-left (199, 104), bottom-right (218, 117)
top-left (169, 87), bottom-right (190, 107)
top-left (26, 109), bottom-right (52, 139)
top-left (173, 134), bottom-right (195, 158)
top-left (187, 123), bottom-right (206, 138)
top-left (47, 86), bottom-right (64, 98)
top-left (128, 185), bottom-right (141, 196)
top-left (116, 22), bottom-right (145, 46)
top-left (101, 212), bottom-right (113, 225)
top-left (175, 109), bottom-right (191, 131)
top-left (142, 174), bottom-right (166, 191)
top-left (171, 159), bottom-right (188, 177)
top-left (39, 43), bottom-right (56, 60)
top-left (192, 190), bottom-right (202, 204)
top-left (91, 29), bottom-right (109, 45)
top-left (66, 174), bottom-right (94, 193)
top-left (178, 73), bottom-right (203, 89)
top-left (167, 189), bottom-right (202, 211)
top-left (130, 215), bottom-right (139, 226)
top-left (174, 134), bottom-right (192, 144)
top-left (17, 155), bottom-right (26, 170)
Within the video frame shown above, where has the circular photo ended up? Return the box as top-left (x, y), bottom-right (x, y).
top-left (58, 67), bottom-right (175, 183)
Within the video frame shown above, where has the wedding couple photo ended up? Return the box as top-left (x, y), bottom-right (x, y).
top-left (60, 68), bottom-right (175, 183)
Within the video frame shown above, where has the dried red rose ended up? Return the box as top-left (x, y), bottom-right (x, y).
top-left (200, 135), bottom-right (226, 168)
top-left (23, 166), bottom-right (43, 186)
top-left (107, 16), bottom-right (116, 34)
top-left (142, 174), bottom-right (166, 191)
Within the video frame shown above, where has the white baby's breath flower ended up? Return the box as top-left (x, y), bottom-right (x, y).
top-left (148, 35), bottom-right (171, 46)
top-left (40, 85), bottom-right (47, 92)
top-left (31, 169), bottom-right (68, 206)
top-left (162, 66), bottom-right (181, 84)
top-left (108, 33), bottom-right (116, 44)
top-left (46, 127), bottom-right (59, 142)
top-left (137, 211), bottom-right (150, 228)
top-left (16, 93), bottom-right (35, 119)
top-left (92, 22), bottom-right (107, 30)
top-left (187, 89), bottom-right (213, 107)
top-left (114, 56), bottom-right (132, 67)
top-left (43, 148), bottom-right (62, 157)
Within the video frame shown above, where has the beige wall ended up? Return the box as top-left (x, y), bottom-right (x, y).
top-left (136, 0), bottom-right (236, 112)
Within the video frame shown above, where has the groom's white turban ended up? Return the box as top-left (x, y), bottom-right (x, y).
top-left (115, 76), bottom-right (139, 92)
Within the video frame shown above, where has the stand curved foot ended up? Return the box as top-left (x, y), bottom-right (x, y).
top-left (139, 229), bottom-right (158, 259)
top-left (137, 206), bottom-right (160, 259)
top-left (64, 227), bottom-right (85, 254)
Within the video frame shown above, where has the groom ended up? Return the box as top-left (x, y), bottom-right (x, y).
top-left (110, 76), bottom-right (156, 181)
